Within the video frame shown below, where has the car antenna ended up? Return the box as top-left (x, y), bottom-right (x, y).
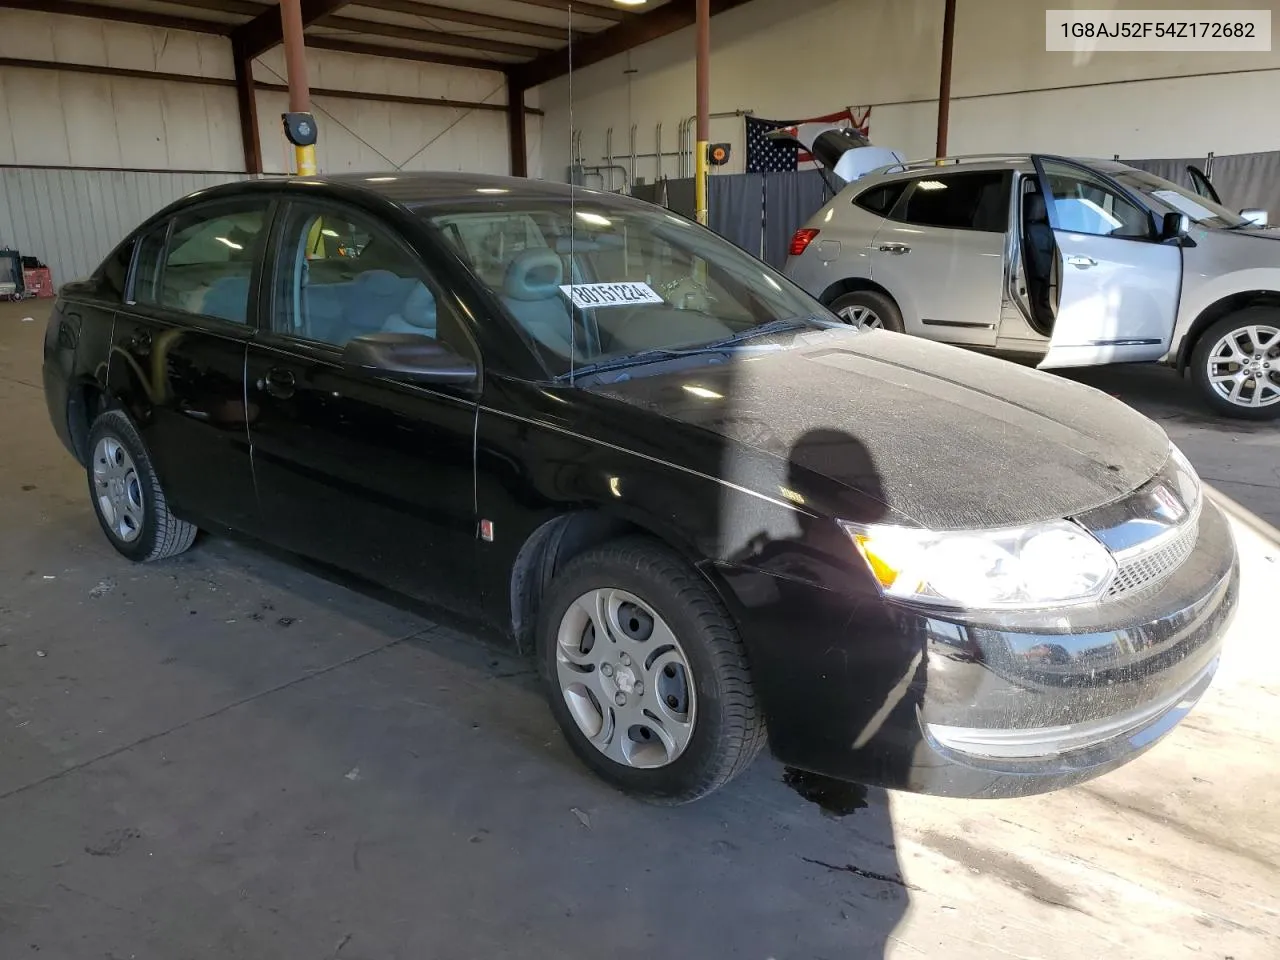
top-left (567, 3), bottom-right (576, 385)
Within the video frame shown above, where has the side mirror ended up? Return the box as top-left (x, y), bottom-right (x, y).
top-left (1240, 208), bottom-right (1269, 227)
top-left (342, 333), bottom-right (477, 387)
top-left (1160, 211), bottom-right (1191, 242)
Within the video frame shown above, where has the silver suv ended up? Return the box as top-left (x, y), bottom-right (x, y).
top-left (784, 152), bottom-right (1280, 419)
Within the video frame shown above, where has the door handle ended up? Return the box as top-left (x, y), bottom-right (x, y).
top-left (256, 368), bottom-right (296, 399)
top-left (1066, 256), bottom-right (1097, 269)
top-left (879, 242), bottom-right (911, 255)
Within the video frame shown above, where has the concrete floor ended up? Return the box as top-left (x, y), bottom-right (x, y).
top-left (1, 298), bottom-right (1277, 960)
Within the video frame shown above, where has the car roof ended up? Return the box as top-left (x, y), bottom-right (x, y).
top-left (850, 154), bottom-right (1156, 190)
top-left (176, 171), bottom-right (632, 212)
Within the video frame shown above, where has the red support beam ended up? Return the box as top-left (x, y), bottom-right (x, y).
top-left (507, 74), bottom-right (528, 177)
top-left (320, 14), bottom-right (543, 58)
top-left (153, 0), bottom-right (267, 15)
top-left (232, 44), bottom-right (264, 173)
top-left (503, 0), bottom-right (632, 24)
top-left (303, 36), bottom-right (505, 72)
top-left (936, 0), bottom-right (957, 158)
top-left (232, 0), bottom-right (353, 60)
top-left (0, 0), bottom-right (230, 34)
top-left (0, 55), bottom-right (542, 114)
top-left (509, 0), bottom-right (756, 91)
top-left (355, 0), bottom-right (586, 43)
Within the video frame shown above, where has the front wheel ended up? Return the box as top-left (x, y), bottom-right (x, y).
top-left (1190, 310), bottom-right (1280, 419)
top-left (537, 538), bottom-right (765, 804)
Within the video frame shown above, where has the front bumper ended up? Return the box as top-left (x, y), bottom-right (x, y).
top-left (714, 497), bottom-right (1239, 798)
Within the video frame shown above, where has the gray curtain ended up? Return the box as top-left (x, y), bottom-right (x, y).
top-left (1124, 151), bottom-right (1280, 220)
top-left (762, 170), bottom-right (830, 267)
top-left (1205, 150), bottom-right (1280, 220)
top-left (1121, 156), bottom-right (1207, 187)
top-left (630, 182), bottom-right (660, 206)
top-left (662, 178), bottom-right (698, 221)
top-left (708, 173), bottom-right (764, 256)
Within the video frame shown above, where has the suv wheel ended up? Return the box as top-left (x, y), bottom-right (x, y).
top-left (1190, 310), bottom-right (1280, 419)
top-left (537, 538), bottom-right (765, 804)
top-left (87, 410), bottom-right (198, 561)
top-left (829, 290), bottom-right (904, 333)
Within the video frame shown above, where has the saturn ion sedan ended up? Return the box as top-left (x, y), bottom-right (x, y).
top-left (42, 173), bottom-right (1238, 803)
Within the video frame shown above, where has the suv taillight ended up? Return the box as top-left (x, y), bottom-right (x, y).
top-left (789, 228), bottom-right (820, 257)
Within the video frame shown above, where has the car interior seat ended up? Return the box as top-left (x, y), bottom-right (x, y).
top-left (501, 249), bottom-right (575, 355)
top-left (200, 275), bottom-right (251, 324)
top-left (380, 282), bottom-right (438, 339)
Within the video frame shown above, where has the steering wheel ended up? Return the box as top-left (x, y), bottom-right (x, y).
top-left (658, 275), bottom-right (719, 312)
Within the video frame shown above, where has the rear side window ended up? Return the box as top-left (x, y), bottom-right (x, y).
top-left (99, 239), bottom-right (133, 301)
top-left (854, 181), bottom-right (908, 216)
top-left (889, 171), bottom-right (1011, 232)
top-left (132, 202), bottom-right (268, 323)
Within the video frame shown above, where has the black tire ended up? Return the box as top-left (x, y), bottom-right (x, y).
top-left (829, 289), bottom-right (905, 333)
top-left (86, 409), bottom-right (198, 562)
top-left (1189, 309), bottom-right (1280, 420)
top-left (537, 537), bottom-right (766, 804)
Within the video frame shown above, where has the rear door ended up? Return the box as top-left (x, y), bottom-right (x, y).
top-left (870, 169), bottom-right (1011, 345)
top-left (105, 198), bottom-right (269, 533)
top-left (1034, 158), bottom-right (1181, 369)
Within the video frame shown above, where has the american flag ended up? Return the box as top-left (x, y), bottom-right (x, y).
top-left (745, 108), bottom-right (870, 173)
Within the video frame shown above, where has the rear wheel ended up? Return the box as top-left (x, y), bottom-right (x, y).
top-left (1190, 310), bottom-right (1280, 420)
top-left (829, 290), bottom-right (904, 333)
top-left (87, 410), bottom-right (198, 561)
top-left (537, 538), bottom-right (765, 804)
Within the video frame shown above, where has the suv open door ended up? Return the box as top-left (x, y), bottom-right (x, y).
top-left (1033, 157), bottom-right (1181, 370)
top-left (1187, 165), bottom-right (1222, 205)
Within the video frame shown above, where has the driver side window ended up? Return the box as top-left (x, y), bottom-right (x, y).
top-left (272, 202), bottom-right (444, 348)
top-left (1041, 162), bottom-right (1152, 240)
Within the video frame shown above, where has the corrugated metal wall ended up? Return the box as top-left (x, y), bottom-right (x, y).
top-left (0, 168), bottom-right (251, 287)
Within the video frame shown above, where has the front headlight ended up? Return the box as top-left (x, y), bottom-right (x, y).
top-left (840, 519), bottom-right (1116, 610)
top-left (1167, 441), bottom-right (1202, 507)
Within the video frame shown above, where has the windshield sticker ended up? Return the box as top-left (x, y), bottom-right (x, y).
top-left (1152, 189), bottom-right (1216, 222)
top-left (560, 282), bottom-right (665, 309)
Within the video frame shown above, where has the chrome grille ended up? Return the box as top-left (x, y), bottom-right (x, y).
top-left (1105, 508), bottom-right (1200, 598)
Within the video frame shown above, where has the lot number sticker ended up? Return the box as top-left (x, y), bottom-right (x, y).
top-left (560, 282), bottom-right (665, 309)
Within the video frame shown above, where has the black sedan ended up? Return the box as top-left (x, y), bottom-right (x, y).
top-left (42, 173), bottom-right (1238, 803)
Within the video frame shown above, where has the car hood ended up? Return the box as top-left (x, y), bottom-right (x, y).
top-left (585, 328), bottom-right (1170, 530)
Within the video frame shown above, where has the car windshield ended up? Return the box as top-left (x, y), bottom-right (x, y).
top-left (1108, 168), bottom-right (1249, 228)
top-left (420, 197), bottom-right (830, 376)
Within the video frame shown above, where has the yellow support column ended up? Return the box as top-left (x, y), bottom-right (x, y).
top-left (295, 145), bottom-right (317, 177)
top-left (695, 0), bottom-right (709, 226)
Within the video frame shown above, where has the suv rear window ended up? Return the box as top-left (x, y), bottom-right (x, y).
top-left (854, 181), bottom-right (908, 215)
top-left (889, 171), bottom-right (1011, 232)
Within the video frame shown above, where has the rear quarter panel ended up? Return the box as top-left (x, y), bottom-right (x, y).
top-left (784, 192), bottom-right (884, 302)
top-left (42, 283), bottom-right (116, 464)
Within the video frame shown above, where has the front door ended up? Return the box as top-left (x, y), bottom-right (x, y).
top-left (1187, 165), bottom-right (1222, 205)
top-left (870, 169), bottom-right (1011, 346)
top-left (245, 198), bottom-right (480, 609)
top-left (1035, 158), bottom-right (1182, 370)
top-left (105, 199), bottom-right (270, 533)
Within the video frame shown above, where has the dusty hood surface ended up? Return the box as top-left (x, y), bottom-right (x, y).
top-left (587, 329), bottom-right (1170, 530)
